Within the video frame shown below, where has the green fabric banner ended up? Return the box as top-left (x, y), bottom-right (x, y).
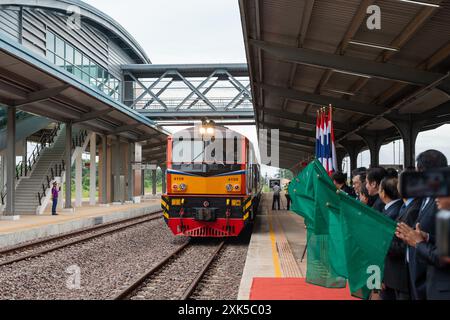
top-left (289, 160), bottom-right (397, 299)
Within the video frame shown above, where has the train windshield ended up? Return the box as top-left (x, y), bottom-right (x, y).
top-left (171, 138), bottom-right (243, 174)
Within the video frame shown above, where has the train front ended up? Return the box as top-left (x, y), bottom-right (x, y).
top-left (161, 125), bottom-right (253, 237)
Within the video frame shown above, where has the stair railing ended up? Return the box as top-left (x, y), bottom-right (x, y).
top-left (16, 123), bottom-right (61, 181)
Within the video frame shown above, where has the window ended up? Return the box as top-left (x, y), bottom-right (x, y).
top-left (45, 31), bottom-right (121, 101)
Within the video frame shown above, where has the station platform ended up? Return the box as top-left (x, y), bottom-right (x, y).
top-left (238, 193), bottom-right (355, 301)
top-left (0, 199), bottom-right (161, 249)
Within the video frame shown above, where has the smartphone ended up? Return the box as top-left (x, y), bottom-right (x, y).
top-left (399, 168), bottom-right (450, 198)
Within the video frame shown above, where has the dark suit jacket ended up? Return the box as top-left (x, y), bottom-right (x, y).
top-left (341, 185), bottom-right (356, 198)
top-left (383, 200), bottom-right (403, 221)
top-left (416, 242), bottom-right (450, 300)
top-left (408, 198), bottom-right (438, 300)
top-left (383, 199), bottom-right (421, 293)
top-left (371, 195), bottom-right (385, 213)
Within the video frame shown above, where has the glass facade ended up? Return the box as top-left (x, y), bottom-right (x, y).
top-left (45, 31), bottom-right (121, 100)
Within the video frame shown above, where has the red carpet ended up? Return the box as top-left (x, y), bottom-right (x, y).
top-left (250, 278), bottom-right (359, 300)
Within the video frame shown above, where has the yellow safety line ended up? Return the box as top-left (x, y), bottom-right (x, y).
top-left (268, 214), bottom-right (282, 278)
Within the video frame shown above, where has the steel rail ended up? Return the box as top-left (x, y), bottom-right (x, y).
top-left (0, 211), bottom-right (163, 267)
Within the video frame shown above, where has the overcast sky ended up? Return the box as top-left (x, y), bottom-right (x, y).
top-left (85, 0), bottom-right (450, 174)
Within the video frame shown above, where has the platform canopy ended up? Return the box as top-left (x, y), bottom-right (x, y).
top-left (0, 34), bottom-right (168, 163)
top-left (240, 0), bottom-right (450, 171)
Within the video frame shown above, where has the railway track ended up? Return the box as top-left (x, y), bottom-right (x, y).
top-left (0, 211), bottom-right (163, 268)
top-left (114, 240), bottom-right (226, 300)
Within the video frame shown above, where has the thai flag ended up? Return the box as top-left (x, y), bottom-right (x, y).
top-left (316, 106), bottom-right (338, 175)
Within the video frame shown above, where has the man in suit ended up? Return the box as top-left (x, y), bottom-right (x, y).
top-left (400, 150), bottom-right (448, 300)
top-left (381, 195), bottom-right (421, 300)
top-left (379, 177), bottom-right (409, 300)
top-left (379, 177), bottom-right (403, 220)
top-left (352, 168), bottom-right (366, 200)
top-left (366, 167), bottom-right (388, 213)
top-left (332, 171), bottom-right (356, 198)
top-left (396, 195), bottom-right (450, 300)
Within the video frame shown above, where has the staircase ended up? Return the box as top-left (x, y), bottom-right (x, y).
top-left (14, 125), bottom-right (67, 215)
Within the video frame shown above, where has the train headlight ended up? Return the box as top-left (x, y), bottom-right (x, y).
top-left (226, 184), bottom-right (233, 192)
top-left (234, 185), bottom-right (240, 191)
top-left (206, 127), bottom-right (215, 135)
top-left (179, 183), bottom-right (187, 191)
top-left (172, 184), bottom-right (179, 191)
top-left (199, 127), bottom-right (207, 135)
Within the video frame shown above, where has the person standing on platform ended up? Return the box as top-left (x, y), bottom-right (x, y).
top-left (366, 167), bottom-right (388, 212)
top-left (285, 182), bottom-right (291, 211)
top-left (379, 177), bottom-right (410, 300)
top-left (352, 168), bottom-right (367, 200)
top-left (332, 172), bottom-right (356, 197)
top-left (272, 183), bottom-right (281, 211)
top-left (401, 150), bottom-right (448, 300)
top-left (51, 182), bottom-right (60, 216)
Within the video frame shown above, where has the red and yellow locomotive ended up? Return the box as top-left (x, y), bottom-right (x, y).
top-left (161, 124), bottom-right (261, 237)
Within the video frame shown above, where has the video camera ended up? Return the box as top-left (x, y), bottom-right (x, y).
top-left (400, 168), bottom-right (450, 258)
top-left (399, 167), bottom-right (450, 199)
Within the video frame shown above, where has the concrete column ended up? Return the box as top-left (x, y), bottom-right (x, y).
top-left (22, 139), bottom-right (27, 171)
top-left (388, 118), bottom-right (424, 169)
top-left (152, 169), bottom-right (157, 195)
top-left (113, 136), bottom-right (121, 203)
top-left (141, 169), bottom-right (145, 196)
top-left (362, 135), bottom-right (385, 168)
top-left (89, 133), bottom-right (97, 206)
top-left (75, 144), bottom-right (82, 207)
top-left (0, 155), bottom-right (5, 190)
top-left (342, 142), bottom-right (364, 178)
top-left (101, 135), bottom-right (108, 204)
top-left (161, 165), bottom-right (167, 194)
top-left (336, 148), bottom-right (347, 173)
top-left (127, 142), bottom-right (134, 201)
top-left (65, 122), bottom-right (73, 209)
top-left (5, 106), bottom-right (16, 216)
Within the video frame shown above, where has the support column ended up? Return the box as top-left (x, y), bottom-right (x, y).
top-left (127, 142), bottom-right (134, 201)
top-left (361, 134), bottom-right (386, 168)
top-left (388, 118), bottom-right (424, 169)
top-left (161, 165), bottom-right (167, 194)
top-left (133, 143), bottom-right (142, 201)
top-left (65, 122), bottom-right (73, 209)
top-left (5, 106), bottom-right (16, 217)
top-left (101, 135), bottom-right (108, 204)
top-left (341, 141), bottom-right (364, 178)
top-left (336, 148), bottom-right (347, 173)
top-left (113, 136), bottom-right (121, 203)
top-left (89, 133), bottom-right (97, 206)
top-left (152, 169), bottom-right (157, 195)
top-left (75, 150), bottom-right (82, 207)
top-left (141, 169), bottom-right (145, 196)
top-left (22, 138), bottom-right (27, 174)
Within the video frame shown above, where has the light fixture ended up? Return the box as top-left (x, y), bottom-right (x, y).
top-left (206, 127), bottom-right (215, 135)
top-left (398, 0), bottom-right (440, 8)
top-left (349, 40), bottom-right (399, 52)
top-left (332, 69), bottom-right (372, 79)
top-left (199, 127), bottom-right (207, 135)
top-left (324, 88), bottom-right (356, 96)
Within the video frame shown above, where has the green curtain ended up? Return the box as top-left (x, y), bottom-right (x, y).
top-left (289, 160), bottom-right (397, 299)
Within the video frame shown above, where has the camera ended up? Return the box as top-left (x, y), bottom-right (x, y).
top-left (399, 168), bottom-right (450, 199)
top-left (400, 168), bottom-right (450, 258)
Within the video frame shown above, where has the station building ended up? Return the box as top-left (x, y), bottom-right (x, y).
top-left (0, 0), bottom-right (168, 218)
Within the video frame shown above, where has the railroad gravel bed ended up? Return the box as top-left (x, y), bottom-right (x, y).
top-left (0, 215), bottom-right (160, 264)
top-left (190, 227), bottom-right (252, 300)
top-left (128, 240), bottom-right (223, 300)
top-left (0, 219), bottom-right (188, 300)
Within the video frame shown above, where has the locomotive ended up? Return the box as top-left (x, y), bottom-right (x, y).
top-left (161, 123), bottom-right (261, 237)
